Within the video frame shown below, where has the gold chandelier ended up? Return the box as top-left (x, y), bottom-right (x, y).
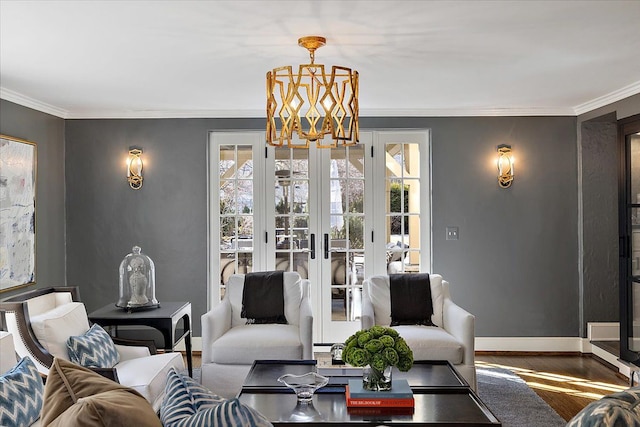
top-left (266, 36), bottom-right (359, 148)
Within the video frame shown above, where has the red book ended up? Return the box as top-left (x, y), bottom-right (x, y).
top-left (348, 406), bottom-right (415, 416)
top-left (345, 385), bottom-right (415, 408)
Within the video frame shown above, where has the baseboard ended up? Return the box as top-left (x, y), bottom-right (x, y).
top-left (475, 337), bottom-right (583, 352)
top-left (587, 322), bottom-right (619, 341)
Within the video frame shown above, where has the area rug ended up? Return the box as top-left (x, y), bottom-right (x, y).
top-left (477, 366), bottom-right (566, 427)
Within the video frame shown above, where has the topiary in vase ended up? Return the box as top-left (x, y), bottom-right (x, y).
top-left (342, 326), bottom-right (414, 391)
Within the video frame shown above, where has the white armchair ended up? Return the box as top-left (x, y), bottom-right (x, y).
top-left (361, 274), bottom-right (476, 390)
top-left (0, 287), bottom-right (184, 412)
top-left (201, 272), bottom-right (313, 398)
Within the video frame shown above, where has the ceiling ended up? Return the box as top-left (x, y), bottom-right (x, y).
top-left (1, 0), bottom-right (639, 119)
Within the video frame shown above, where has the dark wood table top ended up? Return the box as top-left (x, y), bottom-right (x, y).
top-left (239, 360), bottom-right (500, 426)
top-left (88, 301), bottom-right (190, 321)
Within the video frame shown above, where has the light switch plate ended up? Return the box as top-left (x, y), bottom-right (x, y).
top-left (446, 226), bottom-right (459, 240)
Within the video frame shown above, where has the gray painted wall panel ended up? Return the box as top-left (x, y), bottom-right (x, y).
top-left (580, 121), bottom-right (619, 333)
top-left (0, 99), bottom-right (66, 297)
top-left (67, 116), bottom-right (580, 337)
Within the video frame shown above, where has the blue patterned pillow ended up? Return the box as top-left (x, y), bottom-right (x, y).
top-left (0, 357), bottom-right (44, 427)
top-left (566, 387), bottom-right (640, 426)
top-left (161, 368), bottom-right (273, 427)
top-left (67, 323), bottom-right (120, 368)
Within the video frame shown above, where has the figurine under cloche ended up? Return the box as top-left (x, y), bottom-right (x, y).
top-left (117, 246), bottom-right (159, 311)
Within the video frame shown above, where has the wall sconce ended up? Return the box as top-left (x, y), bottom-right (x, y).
top-left (497, 144), bottom-right (514, 188)
top-left (127, 148), bottom-right (143, 190)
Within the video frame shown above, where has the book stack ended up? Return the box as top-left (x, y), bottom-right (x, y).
top-left (345, 379), bottom-right (414, 415)
top-left (316, 358), bottom-right (363, 377)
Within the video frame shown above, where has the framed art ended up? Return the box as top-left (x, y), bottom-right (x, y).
top-left (0, 134), bottom-right (37, 292)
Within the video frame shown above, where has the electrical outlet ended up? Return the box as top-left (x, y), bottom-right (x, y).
top-left (446, 226), bottom-right (459, 241)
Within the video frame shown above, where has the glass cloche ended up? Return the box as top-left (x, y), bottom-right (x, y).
top-left (117, 246), bottom-right (159, 311)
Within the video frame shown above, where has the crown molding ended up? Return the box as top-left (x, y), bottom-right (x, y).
top-left (65, 106), bottom-right (576, 119)
top-left (0, 87), bottom-right (69, 118)
top-left (359, 107), bottom-right (575, 117)
top-left (573, 80), bottom-right (640, 116)
top-left (3, 85), bottom-right (638, 119)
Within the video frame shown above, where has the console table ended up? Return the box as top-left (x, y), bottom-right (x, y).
top-left (88, 301), bottom-right (192, 377)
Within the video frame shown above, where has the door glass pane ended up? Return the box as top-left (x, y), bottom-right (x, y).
top-left (218, 144), bottom-right (254, 300)
top-left (384, 142), bottom-right (421, 274)
top-left (274, 148), bottom-right (310, 280)
top-left (631, 136), bottom-right (640, 204)
top-left (330, 146), bottom-right (365, 321)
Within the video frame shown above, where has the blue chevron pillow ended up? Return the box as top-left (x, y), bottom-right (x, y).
top-left (67, 323), bottom-right (120, 368)
top-left (161, 368), bottom-right (273, 427)
top-left (0, 357), bottom-right (44, 427)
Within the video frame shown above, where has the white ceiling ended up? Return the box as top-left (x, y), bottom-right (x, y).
top-left (1, 0), bottom-right (639, 119)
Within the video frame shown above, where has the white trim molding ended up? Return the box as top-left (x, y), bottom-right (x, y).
top-left (0, 87), bottom-right (69, 118)
top-left (476, 337), bottom-right (583, 352)
top-left (587, 322), bottom-right (619, 342)
top-left (573, 81), bottom-right (640, 116)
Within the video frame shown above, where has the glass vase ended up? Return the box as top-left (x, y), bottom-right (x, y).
top-left (362, 365), bottom-right (393, 391)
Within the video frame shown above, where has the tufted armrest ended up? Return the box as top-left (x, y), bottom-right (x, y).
top-left (298, 280), bottom-right (313, 359)
top-left (201, 298), bottom-right (232, 364)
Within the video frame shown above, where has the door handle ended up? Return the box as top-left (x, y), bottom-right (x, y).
top-left (324, 234), bottom-right (329, 259)
top-left (310, 234), bottom-right (316, 259)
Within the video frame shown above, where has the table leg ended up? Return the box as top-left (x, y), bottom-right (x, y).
top-left (183, 314), bottom-right (193, 377)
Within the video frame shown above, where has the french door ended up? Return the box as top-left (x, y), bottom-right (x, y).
top-left (619, 115), bottom-right (640, 365)
top-left (210, 130), bottom-right (430, 343)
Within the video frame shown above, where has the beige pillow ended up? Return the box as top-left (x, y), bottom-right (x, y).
top-left (41, 358), bottom-right (161, 427)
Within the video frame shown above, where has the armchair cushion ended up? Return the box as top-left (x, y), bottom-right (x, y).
top-left (0, 357), bottom-right (44, 427)
top-left (114, 352), bottom-right (185, 411)
top-left (389, 274), bottom-right (434, 326)
top-left (210, 324), bottom-right (302, 364)
top-left (41, 358), bottom-right (161, 427)
top-left (241, 271), bottom-right (287, 324)
top-left (393, 325), bottom-right (464, 363)
top-left (30, 302), bottom-right (90, 360)
top-left (161, 368), bottom-right (272, 427)
top-left (67, 324), bottom-right (120, 368)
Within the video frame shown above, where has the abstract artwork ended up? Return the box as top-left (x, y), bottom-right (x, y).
top-left (0, 135), bottom-right (36, 291)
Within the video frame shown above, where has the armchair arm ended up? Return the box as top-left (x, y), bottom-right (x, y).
top-left (112, 336), bottom-right (157, 355)
top-left (90, 367), bottom-right (120, 382)
top-left (298, 280), bottom-right (313, 360)
top-left (442, 298), bottom-right (475, 366)
top-left (114, 343), bottom-right (152, 361)
top-left (201, 298), bottom-right (232, 363)
top-left (360, 282), bottom-right (375, 330)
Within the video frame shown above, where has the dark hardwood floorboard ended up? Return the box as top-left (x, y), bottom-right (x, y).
top-left (476, 354), bottom-right (628, 421)
top-left (189, 352), bottom-right (628, 422)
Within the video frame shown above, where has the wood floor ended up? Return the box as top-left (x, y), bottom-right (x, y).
top-left (476, 353), bottom-right (628, 421)
top-left (189, 352), bottom-right (628, 422)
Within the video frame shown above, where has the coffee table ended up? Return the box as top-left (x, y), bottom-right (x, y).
top-left (239, 360), bottom-right (501, 426)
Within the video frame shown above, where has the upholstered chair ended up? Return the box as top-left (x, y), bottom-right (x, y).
top-left (361, 274), bottom-right (477, 390)
top-left (201, 272), bottom-right (313, 398)
top-left (0, 287), bottom-right (184, 412)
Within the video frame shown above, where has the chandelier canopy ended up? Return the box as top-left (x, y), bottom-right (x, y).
top-left (266, 36), bottom-right (359, 148)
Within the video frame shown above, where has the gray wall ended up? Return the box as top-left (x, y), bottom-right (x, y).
top-left (0, 99), bottom-right (66, 298)
top-left (66, 116), bottom-right (579, 337)
top-left (577, 94), bottom-right (640, 336)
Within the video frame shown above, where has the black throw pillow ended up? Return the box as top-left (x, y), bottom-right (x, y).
top-left (241, 271), bottom-right (288, 324)
top-left (389, 273), bottom-right (434, 326)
